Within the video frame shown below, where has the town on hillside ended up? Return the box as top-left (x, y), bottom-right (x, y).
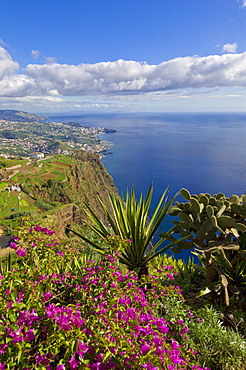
top-left (0, 117), bottom-right (115, 158)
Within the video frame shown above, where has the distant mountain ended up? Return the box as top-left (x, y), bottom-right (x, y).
top-left (0, 110), bottom-right (48, 122)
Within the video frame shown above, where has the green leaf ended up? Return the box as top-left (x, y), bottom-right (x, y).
top-left (196, 287), bottom-right (212, 297)
top-left (206, 205), bottom-right (214, 218)
top-left (190, 197), bottom-right (201, 214)
top-left (67, 184), bottom-right (180, 273)
top-left (181, 188), bottom-right (191, 200)
top-left (235, 223), bottom-right (246, 232)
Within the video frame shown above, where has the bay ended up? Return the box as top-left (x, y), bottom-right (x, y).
top-left (50, 112), bottom-right (246, 259)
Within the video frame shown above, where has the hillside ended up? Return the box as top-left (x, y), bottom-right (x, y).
top-left (0, 116), bottom-right (112, 157)
top-left (0, 151), bottom-right (117, 237)
top-left (0, 109), bottom-right (47, 122)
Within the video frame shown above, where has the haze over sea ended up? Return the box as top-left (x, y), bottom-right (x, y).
top-left (51, 112), bottom-right (246, 258)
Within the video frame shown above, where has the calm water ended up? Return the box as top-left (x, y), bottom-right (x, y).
top-left (50, 112), bottom-right (246, 258)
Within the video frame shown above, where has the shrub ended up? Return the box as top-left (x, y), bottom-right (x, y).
top-left (35, 198), bottom-right (54, 210)
top-left (158, 288), bottom-right (246, 370)
top-left (0, 224), bottom-right (207, 370)
top-left (167, 189), bottom-right (246, 306)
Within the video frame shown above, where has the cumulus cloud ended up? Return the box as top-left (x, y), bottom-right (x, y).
top-left (25, 53), bottom-right (246, 96)
top-left (222, 43), bottom-right (238, 53)
top-left (31, 50), bottom-right (41, 60)
top-left (240, 0), bottom-right (246, 7)
top-left (0, 46), bottom-right (36, 97)
top-left (1, 45), bottom-right (246, 100)
top-left (0, 46), bottom-right (19, 78)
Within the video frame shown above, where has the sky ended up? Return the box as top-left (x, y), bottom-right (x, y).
top-left (0, 0), bottom-right (246, 114)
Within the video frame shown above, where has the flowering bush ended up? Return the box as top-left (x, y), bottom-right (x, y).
top-left (0, 224), bottom-right (209, 369)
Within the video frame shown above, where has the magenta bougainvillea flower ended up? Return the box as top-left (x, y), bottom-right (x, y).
top-left (0, 224), bottom-right (209, 370)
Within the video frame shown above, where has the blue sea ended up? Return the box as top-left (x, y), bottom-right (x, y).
top-left (50, 112), bottom-right (246, 259)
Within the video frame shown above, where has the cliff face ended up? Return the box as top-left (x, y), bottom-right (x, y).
top-left (44, 204), bottom-right (81, 239)
top-left (20, 151), bottom-right (118, 237)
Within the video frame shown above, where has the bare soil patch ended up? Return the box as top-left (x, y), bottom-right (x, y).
top-left (52, 161), bottom-right (70, 168)
top-left (41, 173), bottom-right (57, 181)
top-left (0, 247), bottom-right (15, 258)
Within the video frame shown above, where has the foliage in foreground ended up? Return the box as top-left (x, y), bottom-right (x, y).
top-left (68, 185), bottom-right (186, 276)
top-left (0, 224), bottom-right (208, 370)
top-left (167, 189), bottom-right (246, 305)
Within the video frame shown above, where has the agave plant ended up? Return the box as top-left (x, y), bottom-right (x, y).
top-left (67, 185), bottom-right (186, 276)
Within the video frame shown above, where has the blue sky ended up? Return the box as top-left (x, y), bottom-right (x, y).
top-left (0, 0), bottom-right (246, 114)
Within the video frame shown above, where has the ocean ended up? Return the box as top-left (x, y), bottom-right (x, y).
top-left (50, 112), bottom-right (246, 259)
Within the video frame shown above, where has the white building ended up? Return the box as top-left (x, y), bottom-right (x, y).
top-left (32, 153), bottom-right (44, 159)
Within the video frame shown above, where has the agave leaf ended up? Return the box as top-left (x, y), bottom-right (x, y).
top-left (65, 227), bottom-right (104, 253)
top-left (68, 184), bottom-right (181, 273)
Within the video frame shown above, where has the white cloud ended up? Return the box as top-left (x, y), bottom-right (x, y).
top-left (222, 43), bottom-right (238, 53)
top-left (44, 56), bottom-right (57, 64)
top-left (31, 50), bottom-right (41, 60)
top-left (236, 0), bottom-right (246, 8)
top-left (0, 74), bottom-right (36, 97)
top-left (1, 45), bottom-right (246, 102)
top-left (25, 53), bottom-right (246, 96)
top-left (0, 46), bottom-right (19, 78)
top-left (0, 38), bottom-right (8, 48)
top-left (0, 95), bottom-right (67, 110)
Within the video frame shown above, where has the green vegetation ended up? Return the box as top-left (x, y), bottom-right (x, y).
top-left (0, 151), bottom-right (117, 232)
top-left (0, 156), bottom-right (29, 167)
top-left (1, 217), bottom-right (246, 369)
top-left (68, 185), bottom-right (186, 276)
top-left (1, 149), bottom-right (246, 368)
top-left (167, 189), bottom-right (246, 306)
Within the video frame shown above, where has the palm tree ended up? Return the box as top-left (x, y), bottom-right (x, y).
top-left (67, 185), bottom-right (184, 276)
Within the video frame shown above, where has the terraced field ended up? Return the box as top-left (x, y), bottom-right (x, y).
top-left (0, 155), bottom-right (74, 227)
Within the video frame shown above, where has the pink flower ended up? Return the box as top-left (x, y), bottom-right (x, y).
top-left (56, 251), bottom-right (64, 256)
top-left (143, 363), bottom-right (158, 370)
top-left (140, 344), bottom-right (151, 355)
top-left (25, 329), bottom-right (36, 341)
top-left (9, 241), bottom-right (18, 250)
top-left (16, 248), bottom-right (26, 257)
top-left (77, 342), bottom-right (89, 358)
top-left (35, 353), bottom-right (50, 366)
top-left (68, 355), bottom-right (79, 370)
top-left (9, 330), bottom-right (24, 344)
top-left (0, 344), bottom-right (7, 355)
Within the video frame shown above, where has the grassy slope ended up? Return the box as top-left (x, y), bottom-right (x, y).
top-left (0, 152), bottom-right (117, 232)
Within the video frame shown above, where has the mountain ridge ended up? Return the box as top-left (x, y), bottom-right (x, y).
top-left (0, 110), bottom-right (48, 122)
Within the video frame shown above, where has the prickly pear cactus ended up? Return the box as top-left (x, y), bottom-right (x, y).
top-left (168, 189), bottom-right (246, 252)
top-left (165, 189), bottom-right (246, 305)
